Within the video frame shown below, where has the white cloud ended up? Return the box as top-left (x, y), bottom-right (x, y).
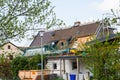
top-left (98, 0), bottom-right (119, 11)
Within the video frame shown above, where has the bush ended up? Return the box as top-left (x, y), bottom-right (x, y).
top-left (11, 54), bottom-right (47, 79)
top-left (11, 56), bottom-right (29, 78)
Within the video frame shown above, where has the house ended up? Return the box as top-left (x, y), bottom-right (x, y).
top-left (0, 42), bottom-right (24, 60)
top-left (24, 21), bottom-right (115, 80)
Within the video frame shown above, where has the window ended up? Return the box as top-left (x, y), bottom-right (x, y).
top-left (52, 33), bottom-right (55, 36)
top-left (8, 55), bottom-right (13, 60)
top-left (53, 63), bottom-right (57, 69)
top-left (8, 45), bottom-right (11, 49)
top-left (76, 31), bottom-right (80, 34)
top-left (61, 42), bottom-right (64, 46)
top-left (51, 33), bottom-right (55, 38)
top-left (72, 61), bottom-right (77, 69)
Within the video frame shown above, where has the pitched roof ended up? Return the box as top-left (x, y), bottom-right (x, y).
top-left (1, 41), bottom-right (18, 48)
top-left (0, 41), bottom-right (24, 52)
top-left (30, 22), bottom-right (99, 47)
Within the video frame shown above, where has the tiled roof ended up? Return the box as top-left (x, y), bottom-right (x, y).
top-left (30, 22), bottom-right (99, 47)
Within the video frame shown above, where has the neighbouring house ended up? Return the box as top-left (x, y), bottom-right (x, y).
top-left (0, 42), bottom-right (24, 60)
top-left (23, 21), bottom-right (115, 80)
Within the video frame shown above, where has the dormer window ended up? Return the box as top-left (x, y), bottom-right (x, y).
top-left (8, 45), bottom-right (11, 49)
top-left (61, 42), bottom-right (64, 46)
top-left (52, 33), bottom-right (55, 37)
top-left (76, 31), bottom-right (80, 34)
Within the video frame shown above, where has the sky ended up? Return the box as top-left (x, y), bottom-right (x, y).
top-left (50, 0), bottom-right (119, 26)
top-left (11, 0), bottom-right (120, 47)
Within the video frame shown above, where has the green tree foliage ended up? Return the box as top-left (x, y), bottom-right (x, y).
top-left (102, 9), bottom-right (120, 28)
top-left (11, 56), bottom-right (29, 78)
top-left (0, 56), bottom-right (12, 80)
top-left (29, 54), bottom-right (46, 70)
top-left (11, 54), bottom-right (47, 79)
top-left (0, 0), bottom-right (64, 43)
top-left (84, 38), bottom-right (120, 80)
top-left (29, 54), bottom-right (41, 69)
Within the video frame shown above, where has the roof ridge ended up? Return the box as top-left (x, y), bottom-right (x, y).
top-left (46, 22), bottom-right (97, 33)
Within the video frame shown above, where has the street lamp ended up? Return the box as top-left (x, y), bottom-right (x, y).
top-left (39, 30), bottom-right (45, 80)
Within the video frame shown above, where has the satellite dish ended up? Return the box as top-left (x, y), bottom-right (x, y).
top-left (51, 42), bottom-right (55, 45)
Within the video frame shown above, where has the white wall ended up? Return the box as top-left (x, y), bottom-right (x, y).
top-left (46, 59), bottom-right (90, 80)
top-left (46, 59), bottom-right (89, 75)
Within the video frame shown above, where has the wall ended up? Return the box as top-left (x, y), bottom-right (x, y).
top-left (0, 43), bottom-right (23, 58)
top-left (46, 59), bottom-right (89, 75)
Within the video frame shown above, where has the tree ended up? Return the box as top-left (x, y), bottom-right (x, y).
top-left (0, 55), bottom-right (12, 80)
top-left (84, 37), bottom-right (120, 80)
top-left (29, 54), bottom-right (46, 70)
top-left (0, 0), bottom-right (64, 43)
top-left (102, 9), bottom-right (120, 31)
top-left (11, 56), bottom-right (29, 79)
top-left (81, 9), bottom-right (120, 80)
top-left (11, 54), bottom-right (47, 79)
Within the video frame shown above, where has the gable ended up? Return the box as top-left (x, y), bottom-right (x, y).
top-left (0, 42), bottom-right (23, 54)
top-left (2, 43), bottom-right (18, 50)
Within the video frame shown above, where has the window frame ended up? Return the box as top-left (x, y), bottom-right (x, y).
top-left (8, 45), bottom-right (11, 49)
top-left (53, 63), bottom-right (57, 69)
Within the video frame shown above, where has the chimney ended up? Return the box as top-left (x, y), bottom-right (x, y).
top-left (74, 21), bottom-right (81, 26)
